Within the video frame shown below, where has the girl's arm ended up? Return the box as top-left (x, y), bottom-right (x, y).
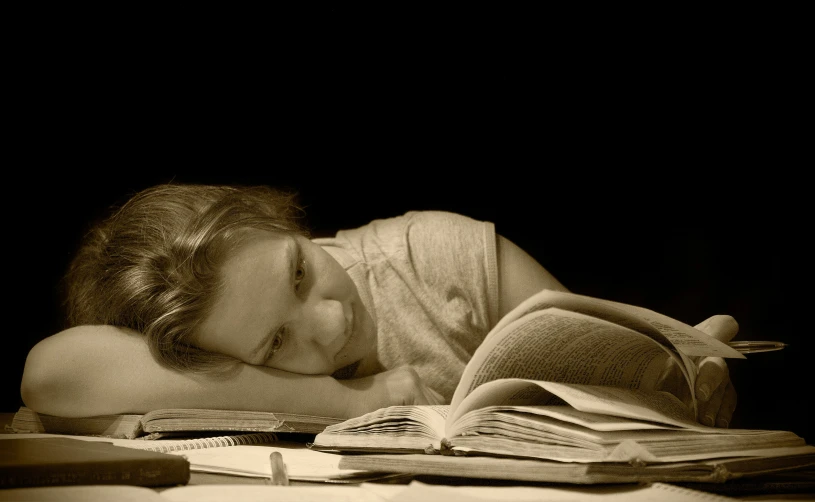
top-left (21, 325), bottom-right (438, 418)
top-left (496, 234), bottom-right (569, 317)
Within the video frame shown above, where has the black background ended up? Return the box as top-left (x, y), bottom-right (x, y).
top-left (4, 6), bottom-right (811, 443)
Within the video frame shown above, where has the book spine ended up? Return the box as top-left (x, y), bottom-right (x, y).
top-left (0, 458), bottom-right (190, 488)
top-left (12, 407), bottom-right (144, 439)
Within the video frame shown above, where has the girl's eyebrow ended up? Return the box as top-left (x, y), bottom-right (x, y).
top-left (250, 237), bottom-right (299, 364)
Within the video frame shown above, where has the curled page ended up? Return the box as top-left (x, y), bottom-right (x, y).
top-left (450, 308), bottom-right (688, 420)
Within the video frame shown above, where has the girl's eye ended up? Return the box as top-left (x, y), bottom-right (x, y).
top-left (294, 258), bottom-right (306, 291)
top-left (270, 328), bottom-right (285, 357)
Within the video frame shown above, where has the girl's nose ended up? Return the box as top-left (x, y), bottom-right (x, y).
top-left (305, 299), bottom-right (346, 347)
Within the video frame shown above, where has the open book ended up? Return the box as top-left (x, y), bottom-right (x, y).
top-left (312, 289), bottom-right (810, 465)
top-left (10, 406), bottom-right (342, 440)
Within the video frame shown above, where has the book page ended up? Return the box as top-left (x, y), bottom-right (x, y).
top-left (497, 289), bottom-right (742, 359)
top-left (601, 300), bottom-right (744, 358)
top-left (490, 290), bottom-right (670, 346)
top-left (320, 406), bottom-right (447, 436)
top-left (450, 309), bottom-right (682, 416)
top-left (484, 290), bottom-right (700, 406)
top-left (446, 380), bottom-right (683, 430)
top-left (314, 406), bottom-right (448, 453)
top-left (529, 381), bottom-right (700, 428)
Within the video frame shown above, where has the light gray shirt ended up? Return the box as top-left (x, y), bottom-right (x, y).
top-left (313, 211), bottom-right (500, 399)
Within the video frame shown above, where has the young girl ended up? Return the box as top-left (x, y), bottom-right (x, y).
top-left (20, 183), bottom-right (737, 427)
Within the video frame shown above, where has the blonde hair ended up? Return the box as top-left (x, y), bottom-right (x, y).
top-left (63, 183), bottom-right (308, 372)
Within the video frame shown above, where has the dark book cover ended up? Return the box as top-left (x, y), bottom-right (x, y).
top-left (0, 438), bottom-right (190, 488)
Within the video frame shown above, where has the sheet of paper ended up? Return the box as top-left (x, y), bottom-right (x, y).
top-left (165, 443), bottom-right (365, 481)
top-left (160, 484), bottom-right (388, 502)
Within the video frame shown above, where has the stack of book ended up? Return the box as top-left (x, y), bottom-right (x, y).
top-left (5, 290), bottom-right (814, 493)
top-left (4, 406), bottom-right (344, 488)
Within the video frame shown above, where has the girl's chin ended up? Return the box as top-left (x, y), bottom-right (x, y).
top-left (331, 360), bottom-right (361, 379)
top-left (331, 346), bottom-right (381, 379)
top-left (354, 351), bottom-right (383, 377)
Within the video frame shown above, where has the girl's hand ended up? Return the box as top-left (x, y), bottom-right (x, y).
top-left (657, 315), bottom-right (739, 427)
top-left (339, 366), bottom-right (445, 417)
top-left (693, 315), bottom-right (739, 428)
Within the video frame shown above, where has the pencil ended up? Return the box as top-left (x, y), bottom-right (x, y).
top-left (269, 451), bottom-right (289, 486)
top-left (728, 341), bottom-right (788, 354)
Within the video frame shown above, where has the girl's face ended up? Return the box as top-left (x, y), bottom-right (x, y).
top-left (195, 232), bottom-right (378, 376)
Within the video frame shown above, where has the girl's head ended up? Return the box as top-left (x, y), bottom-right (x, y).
top-left (64, 183), bottom-right (309, 372)
top-left (193, 227), bottom-right (378, 377)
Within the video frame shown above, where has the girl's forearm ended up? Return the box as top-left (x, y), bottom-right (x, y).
top-left (20, 325), bottom-right (354, 418)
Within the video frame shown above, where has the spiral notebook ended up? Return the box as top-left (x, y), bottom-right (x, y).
top-left (0, 431), bottom-right (279, 453)
top-left (108, 431), bottom-right (280, 452)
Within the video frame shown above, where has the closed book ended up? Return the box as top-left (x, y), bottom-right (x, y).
top-left (0, 437), bottom-right (190, 488)
top-left (11, 407), bottom-right (341, 439)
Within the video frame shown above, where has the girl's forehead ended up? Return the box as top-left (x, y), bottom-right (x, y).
top-left (224, 233), bottom-right (294, 270)
top-left (223, 229), bottom-right (292, 259)
top-left (198, 235), bottom-right (295, 355)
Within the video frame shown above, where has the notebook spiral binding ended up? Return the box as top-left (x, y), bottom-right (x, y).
top-left (123, 432), bottom-right (280, 453)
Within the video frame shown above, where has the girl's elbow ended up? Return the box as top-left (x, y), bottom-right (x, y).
top-left (20, 373), bottom-right (48, 414)
top-left (20, 339), bottom-right (75, 416)
top-left (20, 357), bottom-right (54, 414)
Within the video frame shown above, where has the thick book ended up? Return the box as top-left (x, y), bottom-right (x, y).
top-left (337, 451), bottom-right (815, 486)
top-left (0, 437), bottom-right (190, 488)
top-left (10, 407), bottom-right (342, 440)
top-left (313, 289), bottom-right (812, 468)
